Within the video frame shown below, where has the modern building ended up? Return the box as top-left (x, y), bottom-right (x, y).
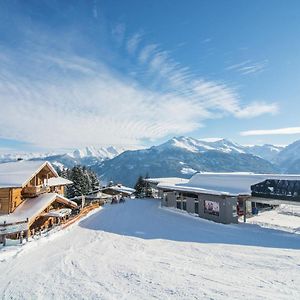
top-left (146, 172), bottom-right (300, 224)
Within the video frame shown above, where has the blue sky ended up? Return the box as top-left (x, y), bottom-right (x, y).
top-left (0, 0), bottom-right (300, 153)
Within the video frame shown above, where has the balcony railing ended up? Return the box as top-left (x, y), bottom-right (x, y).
top-left (22, 185), bottom-right (50, 197)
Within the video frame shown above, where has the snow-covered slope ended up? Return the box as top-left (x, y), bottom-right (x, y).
top-left (246, 144), bottom-right (284, 162)
top-left (1, 199), bottom-right (300, 299)
top-left (275, 140), bottom-right (300, 173)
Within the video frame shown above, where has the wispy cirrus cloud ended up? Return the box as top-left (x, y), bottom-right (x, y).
top-left (126, 32), bottom-right (143, 55)
top-left (138, 43), bottom-right (158, 64)
top-left (234, 102), bottom-right (278, 118)
top-left (134, 38), bottom-right (278, 119)
top-left (111, 23), bottom-right (126, 45)
top-left (241, 127), bottom-right (300, 136)
top-left (227, 60), bottom-right (268, 75)
top-left (0, 52), bottom-right (210, 149)
top-left (0, 18), bottom-right (279, 150)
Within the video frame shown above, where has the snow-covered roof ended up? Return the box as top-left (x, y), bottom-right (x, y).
top-left (103, 185), bottom-right (135, 195)
top-left (156, 172), bottom-right (300, 197)
top-left (47, 176), bottom-right (73, 186)
top-left (145, 177), bottom-right (189, 185)
top-left (0, 160), bottom-right (58, 188)
top-left (42, 208), bottom-right (72, 218)
top-left (0, 193), bottom-right (77, 224)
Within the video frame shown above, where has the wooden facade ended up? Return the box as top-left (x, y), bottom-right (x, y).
top-left (0, 165), bottom-right (60, 214)
top-left (0, 162), bottom-right (76, 242)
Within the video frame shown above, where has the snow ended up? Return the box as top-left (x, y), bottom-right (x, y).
top-left (104, 184), bottom-right (135, 195)
top-left (42, 208), bottom-right (72, 218)
top-left (51, 161), bottom-right (64, 170)
top-left (1, 199), bottom-right (300, 299)
top-left (145, 177), bottom-right (189, 185)
top-left (0, 193), bottom-right (77, 224)
top-left (47, 176), bottom-right (73, 186)
top-left (68, 146), bottom-right (127, 160)
top-left (0, 152), bottom-right (57, 163)
top-left (181, 167), bottom-right (197, 175)
top-left (0, 160), bottom-right (58, 188)
top-left (247, 205), bottom-right (300, 234)
top-left (158, 172), bottom-right (300, 196)
top-left (172, 137), bottom-right (214, 152)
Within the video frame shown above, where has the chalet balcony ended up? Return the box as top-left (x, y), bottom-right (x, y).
top-left (22, 185), bottom-right (50, 198)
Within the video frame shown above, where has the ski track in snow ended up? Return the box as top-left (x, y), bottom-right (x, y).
top-left (1, 199), bottom-right (300, 300)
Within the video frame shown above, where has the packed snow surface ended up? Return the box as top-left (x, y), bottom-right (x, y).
top-left (1, 199), bottom-right (300, 299)
top-left (248, 205), bottom-right (300, 234)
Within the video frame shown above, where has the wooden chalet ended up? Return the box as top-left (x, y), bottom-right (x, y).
top-left (0, 160), bottom-right (77, 244)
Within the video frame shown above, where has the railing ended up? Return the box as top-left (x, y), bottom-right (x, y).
top-left (22, 185), bottom-right (50, 197)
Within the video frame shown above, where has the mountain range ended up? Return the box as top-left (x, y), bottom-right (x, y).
top-left (0, 146), bottom-right (126, 168)
top-left (1, 136), bottom-right (300, 187)
top-left (93, 137), bottom-right (283, 187)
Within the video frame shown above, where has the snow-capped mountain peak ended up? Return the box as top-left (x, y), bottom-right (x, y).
top-left (68, 146), bottom-right (126, 160)
top-left (157, 136), bottom-right (247, 154)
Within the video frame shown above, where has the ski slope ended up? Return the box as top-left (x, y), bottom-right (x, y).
top-left (1, 199), bottom-right (300, 299)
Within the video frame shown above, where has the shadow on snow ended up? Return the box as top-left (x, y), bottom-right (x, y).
top-left (79, 199), bottom-right (300, 250)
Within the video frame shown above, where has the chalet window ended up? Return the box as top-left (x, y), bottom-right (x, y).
top-left (182, 201), bottom-right (186, 211)
top-left (195, 202), bottom-right (199, 214)
top-left (176, 201), bottom-right (181, 209)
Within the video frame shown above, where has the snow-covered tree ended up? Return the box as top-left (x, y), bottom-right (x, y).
top-left (60, 165), bottom-right (100, 198)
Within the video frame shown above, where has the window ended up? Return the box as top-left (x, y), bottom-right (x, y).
top-left (182, 201), bottom-right (186, 211)
top-left (176, 201), bottom-right (181, 209)
top-left (195, 202), bottom-right (199, 214)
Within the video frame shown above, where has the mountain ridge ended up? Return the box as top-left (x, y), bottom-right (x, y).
top-left (1, 136), bottom-right (299, 187)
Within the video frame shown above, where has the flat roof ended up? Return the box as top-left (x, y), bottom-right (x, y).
top-left (145, 177), bottom-right (189, 185)
top-left (153, 172), bottom-right (300, 197)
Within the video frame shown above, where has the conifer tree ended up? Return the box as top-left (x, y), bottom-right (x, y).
top-left (60, 165), bottom-right (101, 198)
top-left (134, 175), bottom-right (144, 197)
